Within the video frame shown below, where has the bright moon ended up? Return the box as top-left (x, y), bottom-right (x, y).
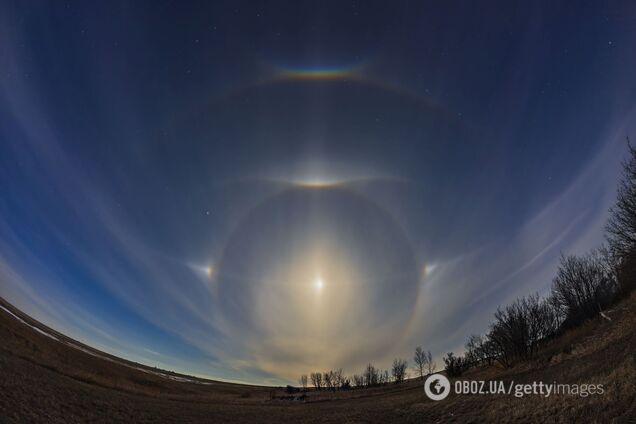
top-left (313, 277), bottom-right (324, 290)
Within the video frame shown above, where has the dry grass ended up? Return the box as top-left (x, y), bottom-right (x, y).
top-left (1, 293), bottom-right (635, 423)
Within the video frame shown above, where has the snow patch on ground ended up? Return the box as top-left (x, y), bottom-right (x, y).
top-left (0, 305), bottom-right (59, 341)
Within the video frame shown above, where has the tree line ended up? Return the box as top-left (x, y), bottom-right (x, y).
top-left (298, 140), bottom-right (636, 387)
top-left (446, 139), bottom-right (636, 376)
top-left (298, 357), bottom-right (416, 392)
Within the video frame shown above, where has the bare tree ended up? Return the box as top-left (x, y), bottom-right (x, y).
top-left (547, 293), bottom-right (566, 331)
top-left (378, 369), bottom-right (390, 385)
top-left (323, 371), bottom-right (335, 391)
top-left (363, 363), bottom-right (379, 387)
top-left (341, 376), bottom-right (351, 390)
top-left (487, 293), bottom-right (561, 367)
top-left (413, 346), bottom-right (427, 380)
top-left (310, 372), bottom-right (322, 391)
top-left (552, 252), bottom-right (617, 326)
top-left (607, 139), bottom-right (636, 254)
top-left (352, 374), bottom-right (364, 388)
top-left (444, 352), bottom-right (467, 377)
top-left (605, 138), bottom-right (636, 295)
top-left (467, 334), bottom-right (503, 367)
top-left (426, 350), bottom-right (436, 374)
top-left (332, 368), bottom-right (344, 389)
top-left (464, 335), bottom-right (484, 366)
top-left (377, 369), bottom-right (386, 385)
top-left (391, 358), bottom-right (408, 384)
top-left (299, 374), bottom-right (308, 391)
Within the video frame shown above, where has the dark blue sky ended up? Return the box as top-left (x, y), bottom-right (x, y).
top-left (1, 1), bottom-right (635, 384)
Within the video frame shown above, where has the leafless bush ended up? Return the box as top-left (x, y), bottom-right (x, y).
top-left (443, 352), bottom-right (468, 377)
top-left (487, 294), bottom-right (558, 367)
top-left (552, 252), bottom-right (617, 327)
top-left (391, 358), bottom-right (408, 383)
top-left (465, 334), bottom-right (493, 366)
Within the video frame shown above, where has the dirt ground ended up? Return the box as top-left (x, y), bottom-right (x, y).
top-left (1, 294), bottom-right (635, 423)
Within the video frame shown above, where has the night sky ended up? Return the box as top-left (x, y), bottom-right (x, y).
top-left (1, 1), bottom-right (636, 385)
